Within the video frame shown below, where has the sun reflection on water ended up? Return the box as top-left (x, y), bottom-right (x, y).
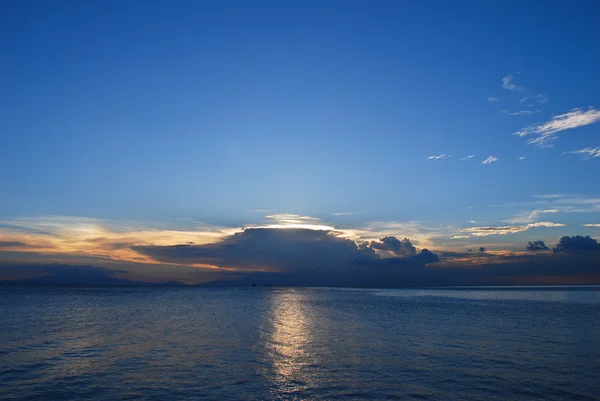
top-left (263, 290), bottom-right (317, 396)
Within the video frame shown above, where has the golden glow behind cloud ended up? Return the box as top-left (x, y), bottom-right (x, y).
top-left (0, 216), bottom-right (239, 267)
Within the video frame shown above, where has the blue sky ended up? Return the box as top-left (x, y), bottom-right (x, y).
top-left (1, 0), bottom-right (600, 284)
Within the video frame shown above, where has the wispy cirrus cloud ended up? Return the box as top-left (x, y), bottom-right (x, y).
top-left (583, 224), bottom-right (600, 227)
top-left (497, 194), bottom-right (600, 217)
top-left (487, 97), bottom-right (499, 102)
top-left (533, 193), bottom-right (578, 199)
top-left (518, 156), bottom-right (526, 160)
top-left (427, 154), bottom-right (450, 160)
top-left (562, 146), bottom-right (600, 160)
top-left (502, 74), bottom-right (524, 93)
top-left (514, 108), bottom-right (600, 148)
top-left (508, 110), bottom-right (540, 116)
top-left (332, 212), bottom-right (354, 216)
top-left (501, 74), bottom-right (547, 106)
top-left (482, 156), bottom-right (498, 164)
top-left (521, 94), bottom-right (548, 105)
top-left (460, 154), bottom-right (475, 160)
top-left (450, 235), bottom-right (471, 239)
top-left (458, 222), bottom-right (565, 237)
top-left (508, 209), bottom-right (559, 224)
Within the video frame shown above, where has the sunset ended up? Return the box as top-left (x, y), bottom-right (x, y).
top-left (2, 0), bottom-right (600, 399)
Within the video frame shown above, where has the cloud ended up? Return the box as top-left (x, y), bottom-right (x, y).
top-left (502, 74), bottom-right (524, 92)
top-left (0, 241), bottom-right (30, 249)
top-left (4, 227), bottom-right (600, 286)
top-left (533, 193), bottom-right (578, 199)
top-left (427, 154), bottom-right (450, 160)
top-left (518, 156), bottom-right (526, 160)
top-left (508, 208), bottom-right (559, 224)
top-left (514, 108), bottom-right (600, 148)
top-left (562, 146), bottom-right (600, 160)
top-left (0, 214), bottom-right (456, 270)
top-left (527, 240), bottom-right (549, 251)
top-left (508, 110), bottom-right (540, 116)
top-left (521, 94), bottom-right (548, 105)
top-left (369, 236), bottom-right (417, 257)
top-left (332, 212), bottom-right (354, 216)
top-left (251, 214), bottom-right (335, 231)
top-left (528, 222), bottom-right (566, 228)
top-left (553, 236), bottom-right (600, 253)
top-left (487, 97), bottom-right (499, 102)
top-left (134, 228), bottom-right (357, 272)
top-left (482, 156), bottom-right (498, 164)
top-left (501, 74), bottom-right (546, 105)
top-left (132, 229), bottom-right (440, 281)
top-left (350, 221), bottom-right (452, 250)
top-left (415, 249), bottom-right (439, 263)
top-left (520, 194), bottom-right (600, 214)
top-left (0, 215), bottom-right (237, 265)
top-left (583, 224), bottom-right (600, 227)
top-left (458, 221), bottom-right (565, 237)
top-left (460, 155), bottom-right (475, 160)
top-left (450, 235), bottom-right (471, 239)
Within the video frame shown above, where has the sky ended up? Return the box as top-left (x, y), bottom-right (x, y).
top-left (1, 0), bottom-right (600, 286)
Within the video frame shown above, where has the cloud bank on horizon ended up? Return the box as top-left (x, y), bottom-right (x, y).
top-left (1, 208), bottom-right (600, 285)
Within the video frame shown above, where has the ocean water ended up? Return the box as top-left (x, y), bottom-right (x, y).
top-left (1, 286), bottom-right (600, 400)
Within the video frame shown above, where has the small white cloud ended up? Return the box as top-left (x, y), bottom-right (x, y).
top-left (450, 235), bottom-right (471, 239)
top-left (487, 97), bottom-right (499, 102)
top-left (562, 146), bottom-right (600, 160)
top-left (527, 222), bottom-right (565, 228)
top-left (518, 156), bottom-right (526, 160)
top-left (460, 154), bottom-right (475, 160)
top-left (332, 212), bottom-right (354, 216)
top-left (508, 110), bottom-right (540, 116)
top-left (521, 94), bottom-right (548, 104)
top-left (427, 154), bottom-right (450, 160)
top-left (502, 74), bottom-right (524, 92)
top-left (482, 156), bottom-right (498, 164)
top-left (583, 223), bottom-right (600, 227)
top-left (514, 108), bottom-right (600, 148)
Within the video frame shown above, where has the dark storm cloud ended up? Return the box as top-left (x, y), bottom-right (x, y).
top-left (417, 249), bottom-right (439, 263)
top-left (553, 236), bottom-right (600, 253)
top-left (132, 228), bottom-right (438, 274)
top-left (527, 240), bottom-right (549, 251)
top-left (437, 251), bottom-right (474, 258)
top-left (134, 228), bottom-right (361, 272)
top-left (369, 236), bottom-right (417, 256)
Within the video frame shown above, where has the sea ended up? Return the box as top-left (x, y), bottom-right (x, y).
top-left (1, 285), bottom-right (600, 400)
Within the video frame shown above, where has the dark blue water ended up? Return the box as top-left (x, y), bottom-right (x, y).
top-left (1, 286), bottom-right (600, 400)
